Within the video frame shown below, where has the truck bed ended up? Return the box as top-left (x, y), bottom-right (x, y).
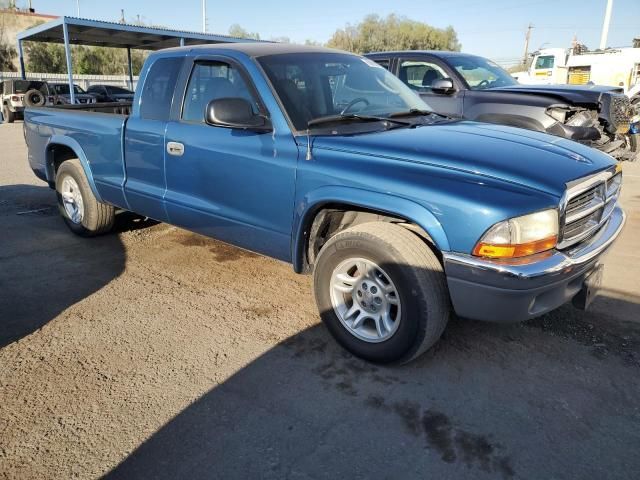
top-left (24, 105), bottom-right (130, 207)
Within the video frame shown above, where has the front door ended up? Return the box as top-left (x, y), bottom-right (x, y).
top-left (163, 58), bottom-right (298, 261)
top-left (396, 57), bottom-right (464, 117)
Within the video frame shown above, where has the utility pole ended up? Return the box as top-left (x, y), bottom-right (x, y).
top-left (76, 0), bottom-right (80, 17)
top-left (202, 0), bottom-right (207, 33)
top-left (599, 0), bottom-right (613, 50)
top-left (523, 23), bottom-right (533, 65)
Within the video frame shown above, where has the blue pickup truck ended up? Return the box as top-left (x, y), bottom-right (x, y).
top-left (24, 44), bottom-right (626, 363)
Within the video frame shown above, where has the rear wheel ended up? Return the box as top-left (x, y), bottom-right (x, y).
top-left (3, 105), bottom-right (15, 123)
top-left (313, 222), bottom-right (450, 364)
top-left (55, 159), bottom-right (115, 236)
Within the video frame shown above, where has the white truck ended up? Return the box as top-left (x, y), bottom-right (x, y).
top-left (514, 47), bottom-right (640, 102)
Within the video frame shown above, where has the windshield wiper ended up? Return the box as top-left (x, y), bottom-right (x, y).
top-left (307, 113), bottom-right (412, 128)
top-left (388, 108), bottom-right (452, 120)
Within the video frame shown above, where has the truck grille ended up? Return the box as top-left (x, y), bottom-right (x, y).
top-left (559, 171), bottom-right (621, 248)
top-left (610, 94), bottom-right (631, 133)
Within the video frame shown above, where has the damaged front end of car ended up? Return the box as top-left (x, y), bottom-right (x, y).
top-left (545, 94), bottom-right (638, 162)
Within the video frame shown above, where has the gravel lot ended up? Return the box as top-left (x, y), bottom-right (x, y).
top-left (1, 121), bottom-right (639, 479)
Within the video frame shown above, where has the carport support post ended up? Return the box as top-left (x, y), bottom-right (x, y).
top-left (180, 38), bottom-right (185, 47)
top-left (126, 47), bottom-right (134, 90)
top-left (62, 20), bottom-right (76, 104)
top-left (17, 39), bottom-right (26, 80)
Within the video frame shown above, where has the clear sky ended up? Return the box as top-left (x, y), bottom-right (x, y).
top-left (26, 0), bottom-right (640, 64)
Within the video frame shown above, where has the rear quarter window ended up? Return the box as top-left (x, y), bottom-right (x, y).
top-left (140, 57), bottom-right (184, 120)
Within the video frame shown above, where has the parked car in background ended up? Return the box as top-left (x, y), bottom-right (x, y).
top-left (366, 51), bottom-right (638, 161)
top-left (1, 79), bottom-right (53, 123)
top-left (48, 83), bottom-right (97, 105)
top-left (86, 84), bottom-right (134, 103)
top-left (24, 44), bottom-right (625, 363)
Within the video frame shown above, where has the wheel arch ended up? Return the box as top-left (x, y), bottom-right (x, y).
top-left (45, 135), bottom-right (102, 201)
top-left (292, 186), bottom-right (450, 273)
top-left (474, 113), bottom-right (547, 132)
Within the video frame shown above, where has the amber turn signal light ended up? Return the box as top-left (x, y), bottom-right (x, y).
top-left (473, 235), bottom-right (558, 259)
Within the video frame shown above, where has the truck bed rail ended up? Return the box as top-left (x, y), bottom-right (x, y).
top-left (45, 102), bottom-right (132, 116)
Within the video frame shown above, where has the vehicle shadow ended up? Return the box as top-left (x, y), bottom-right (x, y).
top-left (105, 272), bottom-right (640, 479)
top-left (0, 184), bottom-right (133, 348)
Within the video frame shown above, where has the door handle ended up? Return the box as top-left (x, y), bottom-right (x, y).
top-left (166, 142), bottom-right (184, 156)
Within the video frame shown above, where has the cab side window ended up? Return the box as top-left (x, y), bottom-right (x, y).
top-left (140, 57), bottom-right (183, 121)
top-left (398, 60), bottom-right (448, 92)
top-left (373, 59), bottom-right (391, 71)
top-left (182, 61), bottom-right (258, 123)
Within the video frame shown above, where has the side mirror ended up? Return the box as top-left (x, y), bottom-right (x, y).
top-left (431, 78), bottom-right (455, 94)
top-left (205, 97), bottom-right (270, 131)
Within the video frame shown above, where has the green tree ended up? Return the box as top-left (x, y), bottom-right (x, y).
top-left (0, 6), bottom-right (16, 71)
top-left (327, 14), bottom-right (461, 54)
top-left (24, 42), bottom-right (67, 73)
top-left (228, 24), bottom-right (260, 40)
top-left (75, 46), bottom-right (145, 75)
top-left (24, 42), bottom-right (146, 75)
top-left (0, 41), bottom-right (16, 71)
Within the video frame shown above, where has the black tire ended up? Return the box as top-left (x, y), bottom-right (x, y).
top-left (3, 105), bottom-right (15, 123)
top-left (23, 89), bottom-right (46, 107)
top-left (55, 159), bottom-right (115, 236)
top-left (313, 222), bottom-right (450, 364)
top-left (629, 134), bottom-right (638, 159)
top-left (618, 132), bottom-right (639, 162)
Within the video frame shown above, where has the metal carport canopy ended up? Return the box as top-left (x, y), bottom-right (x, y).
top-left (16, 16), bottom-right (265, 103)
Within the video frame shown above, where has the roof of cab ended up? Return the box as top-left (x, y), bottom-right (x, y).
top-left (160, 42), bottom-right (349, 58)
top-left (365, 50), bottom-right (473, 58)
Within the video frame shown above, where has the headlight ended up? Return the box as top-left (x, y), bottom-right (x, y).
top-left (473, 209), bottom-right (559, 258)
top-left (546, 106), bottom-right (568, 123)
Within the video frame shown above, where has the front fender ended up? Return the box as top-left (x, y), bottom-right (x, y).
top-left (46, 135), bottom-right (102, 202)
top-left (474, 113), bottom-right (547, 133)
top-left (292, 185), bottom-right (450, 273)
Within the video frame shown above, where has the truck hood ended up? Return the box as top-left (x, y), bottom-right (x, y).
top-left (311, 121), bottom-right (615, 197)
top-left (489, 84), bottom-right (624, 104)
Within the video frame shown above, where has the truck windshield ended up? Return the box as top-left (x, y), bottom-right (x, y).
top-left (448, 55), bottom-right (518, 90)
top-left (258, 52), bottom-right (431, 131)
top-left (53, 84), bottom-right (86, 95)
top-left (13, 80), bottom-right (48, 94)
top-left (535, 55), bottom-right (555, 69)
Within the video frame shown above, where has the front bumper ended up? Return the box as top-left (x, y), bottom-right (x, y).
top-left (7, 104), bottom-right (25, 113)
top-left (443, 205), bottom-right (626, 323)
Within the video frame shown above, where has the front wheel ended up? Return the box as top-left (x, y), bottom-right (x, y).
top-left (313, 222), bottom-right (450, 364)
top-left (55, 159), bottom-right (115, 236)
top-left (624, 133), bottom-right (638, 162)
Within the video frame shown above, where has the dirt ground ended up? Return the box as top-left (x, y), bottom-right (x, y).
top-left (1, 121), bottom-right (639, 479)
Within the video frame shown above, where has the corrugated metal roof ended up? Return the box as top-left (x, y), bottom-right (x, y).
top-left (17, 16), bottom-right (268, 50)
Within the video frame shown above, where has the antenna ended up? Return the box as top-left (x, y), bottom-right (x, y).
top-left (306, 129), bottom-right (313, 161)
